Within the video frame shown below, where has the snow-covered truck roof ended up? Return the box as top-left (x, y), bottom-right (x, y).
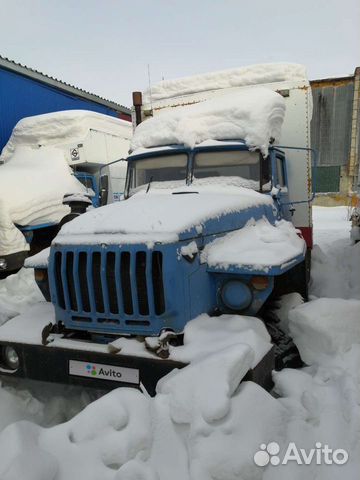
top-left (143, 63), bottom-right (307, 103)
top-left (131, 87), bottom-right (285, 156)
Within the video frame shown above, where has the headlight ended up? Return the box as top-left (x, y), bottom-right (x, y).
top-left (0, 258), bottom-right (7, 270)
top-left (3, 346), bottom-right (20, 370)
top-left (221, 280), bottom-right (252, 311)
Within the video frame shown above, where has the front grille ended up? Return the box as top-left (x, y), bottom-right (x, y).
top-left (53, 249), bottom-right (166, 322)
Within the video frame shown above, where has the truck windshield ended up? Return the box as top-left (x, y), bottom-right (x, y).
top-left (128, 153), bottom-right (188, 195)
top-left (193, 150), bottom-right (267, 191)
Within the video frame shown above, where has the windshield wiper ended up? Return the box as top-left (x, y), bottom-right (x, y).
top-left (172, 191), bottom-right (199, 195)
top-left (146, 176), bottom-right (154, 194)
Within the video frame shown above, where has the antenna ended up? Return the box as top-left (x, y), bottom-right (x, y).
top-left (147, 63), bottom-right (153, 111)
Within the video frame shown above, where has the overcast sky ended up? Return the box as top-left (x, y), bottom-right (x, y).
top-left (0, 0), bottom-right (359, 107)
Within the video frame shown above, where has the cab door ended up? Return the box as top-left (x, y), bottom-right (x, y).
top-left (274, 152), bottom-right (292, 221)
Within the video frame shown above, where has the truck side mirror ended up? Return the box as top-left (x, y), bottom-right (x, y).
top-left (99, 175), bottom-right (109, 207)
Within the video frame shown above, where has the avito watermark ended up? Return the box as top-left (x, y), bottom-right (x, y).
top-left (254, 442), bottom-right (348, 467)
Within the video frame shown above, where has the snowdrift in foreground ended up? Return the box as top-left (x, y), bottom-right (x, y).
top-left (131, 88), bottom-right (285, 155)
top-left (1, 295), bottom-right (360, 480)
top-left (0, 353), bottom-right (285, 480)
top-left (143, 63), bottom-right (307, 102)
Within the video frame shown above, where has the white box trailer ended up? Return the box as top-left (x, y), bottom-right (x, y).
top-left (134, 64), bottom-right (313, 246)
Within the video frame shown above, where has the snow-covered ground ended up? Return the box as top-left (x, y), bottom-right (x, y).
top-left (0, 206), bottom-right (359, 479)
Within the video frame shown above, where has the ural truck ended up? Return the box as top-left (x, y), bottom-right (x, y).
top-left (0, 64), bottom-right (315, 395)
top-left (0, 110), bottom-right (131, 276)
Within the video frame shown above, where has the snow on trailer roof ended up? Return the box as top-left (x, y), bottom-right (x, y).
top-left (143, 63), bottom-right (307, 102)
top-left (1, 110), bottom-right (132, 162)
top-left (131, 88), bottom-right (285, 156)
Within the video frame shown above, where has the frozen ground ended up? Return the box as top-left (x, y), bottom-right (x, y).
top-left (0, 206), bottom-right (359, 479)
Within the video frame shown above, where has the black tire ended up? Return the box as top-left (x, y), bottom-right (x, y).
top-left (260, 301), bottom-right (304, 371)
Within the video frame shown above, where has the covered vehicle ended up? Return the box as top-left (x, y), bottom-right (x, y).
top-left (0, 110), bottom-right (131, 275)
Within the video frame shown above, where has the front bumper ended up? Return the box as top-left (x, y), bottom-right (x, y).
top-left (0, 251), bottom-right (28, 275)
top-left (0, 341), bottom-right (274, 396)
top-left (0, 341), bottom-right (186, 396)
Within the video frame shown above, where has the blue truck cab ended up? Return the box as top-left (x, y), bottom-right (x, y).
top-left (45, 140), bottom-right (308, 340)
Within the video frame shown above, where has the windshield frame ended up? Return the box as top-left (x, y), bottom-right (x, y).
top-left (125, 147), bottom-right (190, 197)
top-left (191, 144), bottom-right (269, 191)
top-left (125, 142), bottom-right (271, 197)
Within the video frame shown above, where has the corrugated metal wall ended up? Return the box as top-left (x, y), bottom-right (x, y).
top-left (311, 78), bottom-right (355, 192)
top-left (0, 67), bottom-right (127, 152)
top-left (311, 79), bottom-right (353, 166)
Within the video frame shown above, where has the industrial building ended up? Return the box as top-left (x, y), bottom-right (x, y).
top-left (310, 67), bottom-right (360, 205)
top-left (0, 55), bottom-right (131, 152)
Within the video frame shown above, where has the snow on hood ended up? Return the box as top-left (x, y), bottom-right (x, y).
top-left (143, 63), bottom-right (307, 102)
top-left (131, 88), bottom-right (285, 155)
top-left (0, 110), bottom-right (131, 162)
top-left (55, 187), bottom-right (274, 247)
top-left (202, 217), bottom-right (306, 273)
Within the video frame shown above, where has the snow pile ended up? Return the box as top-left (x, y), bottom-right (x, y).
top-left (270, 297), bottom-right (360, 480)
top-left (310, 207), bottom-right (360, 299)
top-left (193, 174), bottom-right (261, 190)
top-left (0, 381), bottom-right (101, 432)
top-left (143, 63), bottom-right (307, 102)
top-left (0, 350), bottom-right (285, 480)
top-left (170, 313), bottom-right (272, 365)
top-left (131, 88), bottom-right (285, 155)
top-left (0, 269), bottom-right (43, 326)
top-left (202, 217), bottom-right (305, 272)
top-left (1, 110), bottom-right (131, 162)
top-left (24, 247), bottom-right (50, 269)
top-left (55, 187), bottom-right (273, 246)
top-left (289, 297), bottom-right (360, 365)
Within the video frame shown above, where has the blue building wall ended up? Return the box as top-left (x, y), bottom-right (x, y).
top-left (0, 67), bottom-right (128, 151)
